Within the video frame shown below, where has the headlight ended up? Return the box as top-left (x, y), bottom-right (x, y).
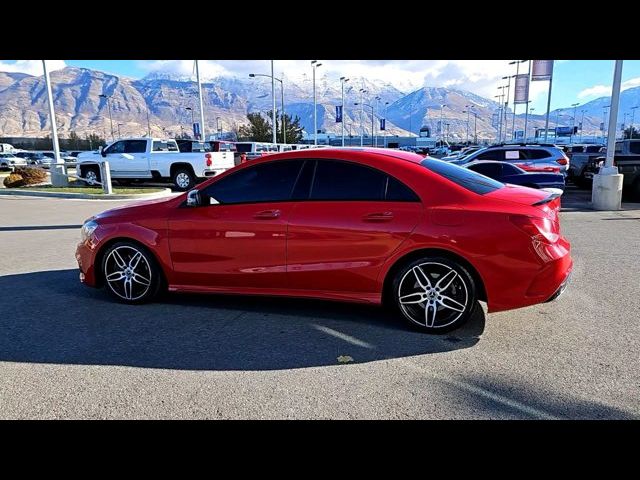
top-left (80, 219), bottom-right (99, 242)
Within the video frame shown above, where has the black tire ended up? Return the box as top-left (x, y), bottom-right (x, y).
top-left (172, 168), bottom-right (195, 191)
top-left (100, 241), bottom-right (163, 304)
top-left (82, 165), bottom-right (101, 186)
top-left (390, 256), bottom-right (478, 334)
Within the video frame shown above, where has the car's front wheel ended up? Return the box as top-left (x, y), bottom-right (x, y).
top-left (391, 257), bottom-right (477, 333)
top-left (101, 241), bottom-right (162, 304)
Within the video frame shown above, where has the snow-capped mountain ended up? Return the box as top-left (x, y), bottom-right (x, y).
top-left (0, 65), bottom-right (632, 141)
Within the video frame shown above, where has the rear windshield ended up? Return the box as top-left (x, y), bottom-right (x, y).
top-left (420, 158), bottom-right (504, 195)
top-left (236, 144), bottom-right (253, 153)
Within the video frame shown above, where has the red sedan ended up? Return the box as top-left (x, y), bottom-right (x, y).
top-left (76, 148), bottom-right (572, 333)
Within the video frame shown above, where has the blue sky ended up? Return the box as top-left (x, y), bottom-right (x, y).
top-left (1, 60), bottom-right (638, 113)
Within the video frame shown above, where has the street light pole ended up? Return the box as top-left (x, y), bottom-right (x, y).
top-left (195, 60), bottom-right (207, 142)
top-left (571, 103), bottom-right (579, 143)
top-left (580, 109), bottom-right (586, 142)
top-left (42, 60), bottom-right (66, 187)
top-left (384, 101), bottom-right (389, 147)
top-left (602, 105), bottom-right (610, 143)
top-left (529, 107), bottom-right (536, 141)
top-left (464, 105), bottom-right (471, 144)
top-left (524, 100), bottom-right (532, 143)
top-left (311, 60), bottom-right (322, 145)
top-left (340, 77), bottom-right (349, 146)
top-left (630, 106), bottom-right (638, 139)
top-left (374, 96), bottom-right (381, 147)
top-left (117, 123), bottom-right (123, 138)
top-left (146, 107), bottom-right (151, 137)
top-left (440, 104), bottom-right (446, 146)
top-left (473, 112), bottom-right (478, 144)
top-left (99, 93), bottom-right (114, 141)
top-left (359, 88), bottom-right (367, 146)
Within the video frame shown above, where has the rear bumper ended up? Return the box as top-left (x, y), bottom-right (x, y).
top-left (485, 236), bottom-right (573, 313)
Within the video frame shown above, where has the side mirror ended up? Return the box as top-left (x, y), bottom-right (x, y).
top-left (100, 146), bottom-right (106, 157)
top-left (186, 189), bottom-right (201, 207)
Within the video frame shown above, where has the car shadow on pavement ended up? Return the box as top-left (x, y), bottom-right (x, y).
top-left (434, 374), bottom-right (638, 420)
top-left (0, 269), bottom-right (484, 371)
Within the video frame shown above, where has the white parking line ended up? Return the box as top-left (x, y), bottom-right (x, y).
top-left (435, 376), bottom-right (560, 420)
top-left (312, 324), bottom-right (375, 349)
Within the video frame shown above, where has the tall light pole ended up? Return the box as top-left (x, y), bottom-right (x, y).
top-left (250, 72), bottom-right (285, 143)
top-left (42, 60), bottom-right (65, 187)
top-left (497, 86), bottom-right (506, 142)
top-left (374, 96), bottom-right (381, 147)
top-left (621, 112), bottom-right (629, 140)
top-left (340, 77), bottom-right (349, 146)
top-left (502, 75), bottom-right (512, 140)
top-left (464, 105), bottom-right (471, 145)
top-left (216, 116), bottom-right (222, 139)
top-left (580, 109), bottom-right (586, 142)
top-left (494, 94), bottom-right (502, 143)
top-left (510, 60), bottom-right (527, 140)
top-left (99, 93), bottom-right (114, 141)
top-left (359, 88), bottom-right (367, 146)
top-left (543, 67), bottom-right (554, 142)
top-left (146, 106), bottom-right (151, 137)
top-left (524, 100), bottom-right (532, 143)
top-left (311, 60), bottom-right (322, 145)
top-left (630, 106), bottom-right (638, 140)
top-left (384, 101), bottom-right (389, 147)
top-left (570, 102), bottom-right (579, 143)
top-left (185, 107), bottom-right (195, 126)
top-left (195, 60), bottom-right (207, 141)
top-left (529, 107), bottom-right (536, 141)
top-left (354, 102), bottom-right (374, 147)
top-left (117, 123), bottom-right (123, 139)
top-left (602, 105), bottom-right (610, 143)
top-left (439, 104), bottom-right (446, 146)
top-left (472, 112), bottom-right (478, 144)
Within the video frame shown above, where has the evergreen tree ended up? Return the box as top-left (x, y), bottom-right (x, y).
top-left (238, 112), bottom-right (273, 141)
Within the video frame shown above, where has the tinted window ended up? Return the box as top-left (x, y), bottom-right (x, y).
top-left (421, 158), bottom-right (504, 195)
top-left (235, 143), bottom-right (252, 153)
top-left (475, 150), bottom-right (504, 161)
top-left (310, 160), bottom-right (387, 201)
top-left (105, 141), bottom-right (125, 154)
top-left (152, 141), bottom-right (178, 152)
top-left (386, 176), bottom-right (420, 202)
top-left (124, 140), bottom-right (147, 154)
top-left (525, 149), bottom-right (552, 159)
top-left (468, 162), bottom-right (502, 177)
top-left (204, 160), bottom-right (304, 204)
top-left (501, 163), bottom-right (524, 175)
top-left (586, 145), bottom-right (603, 153)
top-left (630, 142), bottom-right (640, 154)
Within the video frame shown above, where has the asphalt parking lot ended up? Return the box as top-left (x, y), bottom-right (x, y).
top-left (0, 191), bottom-right (639, 419)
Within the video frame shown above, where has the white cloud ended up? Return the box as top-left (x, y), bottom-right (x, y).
top-left (578, 84), bottom-right (611, 98)
top-left (0, 60), bottom-right (66, 76)
top-left (578, 76), bottom-right (640, 99)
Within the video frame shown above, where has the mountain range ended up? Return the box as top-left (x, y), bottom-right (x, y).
top-left (0, 66), bottom-right (636, 142)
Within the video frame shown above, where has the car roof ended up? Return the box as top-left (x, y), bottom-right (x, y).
top-left (249, 147), bottom-right (426, 164)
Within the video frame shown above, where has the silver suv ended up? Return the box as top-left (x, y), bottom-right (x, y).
top-left (450, 144), bottom-right (570, 175)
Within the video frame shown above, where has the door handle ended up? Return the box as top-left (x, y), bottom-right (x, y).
top-left (253, 209), bottom-right (281, 219)
top-left (363, 212), bottom-right (394, 222)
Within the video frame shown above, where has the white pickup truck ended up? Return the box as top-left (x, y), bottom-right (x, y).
top-left (76, 137), bottom-right (235, 190)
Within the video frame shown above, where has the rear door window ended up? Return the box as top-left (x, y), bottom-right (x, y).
top-left (124, 140), bottom-right (147, 154)
top-left (310, 160), bottom-right (387, 201)
top-left (524, 149), bottom-right (552, 159)
top-left (468, 162), bottom-right (503, 177)
top-left (475, 150), bottom-right (505, 161)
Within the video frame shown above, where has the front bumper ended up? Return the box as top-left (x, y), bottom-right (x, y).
top-left (76, 239), bottom-right (99, 287)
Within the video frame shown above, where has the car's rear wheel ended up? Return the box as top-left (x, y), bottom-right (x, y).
top-left (101, 241), bottom-right (162, 304)
top-left (172, 168), bottom-right (195, 191)
top-left (391, 257), bottom-right (477, 333)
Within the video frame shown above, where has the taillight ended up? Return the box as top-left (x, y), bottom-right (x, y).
top-left (509, 214), bottom-right (559, 244)
top-left (556, 158), bottom-right (568, 165)
top-left (205, 153), bottom-right (212, 167)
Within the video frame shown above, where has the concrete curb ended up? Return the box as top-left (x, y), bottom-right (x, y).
top-left (0, 187), bottom-right (175, 200)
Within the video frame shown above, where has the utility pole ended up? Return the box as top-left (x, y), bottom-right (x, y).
top-left (571, 103), bottom-right (579, 143)
top-left (340, 77), bottom-right (349, 146)
top-left (580, 109), bottom-right (586, 142)
top-left (146, 106), bottom-right (151, 137)
top-left (359, 88), bottom-right (367, 146)
top-left (464, 105), bottom-right (471, 144)
top-left (195, 60), bottom-right (206, 141)
top-left (311, 60), bottom-right (322, 145)
top-left (42, 60), bottom-right (66, 187)
top-left (630, 106), bottom-right (639, 140)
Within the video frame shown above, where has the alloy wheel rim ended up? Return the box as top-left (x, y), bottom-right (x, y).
top-left (104, 246), bottom-right (152, 301)
top-left (86, 171), bottom-right (97, 185)
top-left (176, 173), bottom-right (190, 188)
top-left (398, 262), bottom-right (468, 329)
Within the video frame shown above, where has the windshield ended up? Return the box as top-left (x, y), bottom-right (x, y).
top-left (420, 158), bottom-right (504, 195)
